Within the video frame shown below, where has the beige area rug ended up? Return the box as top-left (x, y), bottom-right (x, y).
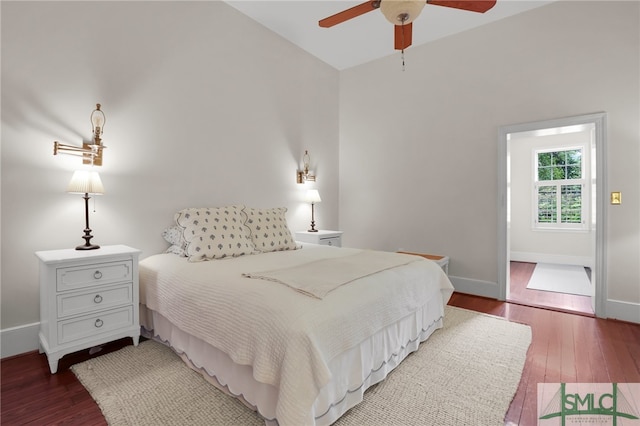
top-left (72, 306), bottom-right (531, 426)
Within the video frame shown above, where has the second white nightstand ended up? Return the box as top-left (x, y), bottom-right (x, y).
top-left (397, 251), bottom-right (450, 275)
top-left (36, 245), bottom-right (141, 373)
top-left (295, 230), bottom-right (343, 247)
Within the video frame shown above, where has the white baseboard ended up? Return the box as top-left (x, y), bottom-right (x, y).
top-left (510, 251), bottom-right (593, 268)
top-left (449, 276), bottom-right (639, 324)
top-left (1, 322), bottom-right (40, 359)
top-left (448, 276), bottom-right (500, 300)
top-left (606, 299), bottom-right (640, 324)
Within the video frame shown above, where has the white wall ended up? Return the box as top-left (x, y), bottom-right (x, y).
top-left (1, 1), bottom-right (340, 351)
top-left (339, 2), bottom-right (639, 315)
top-left (510, 129), bottom-right (593, 266)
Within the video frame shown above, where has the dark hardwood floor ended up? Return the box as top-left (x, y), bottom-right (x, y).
top-left (2, 291), bottom-right (639, 425)
top-left (0, 338), bottom-right (131, 425)
top-left (509, 261), bottom-right (594, 316)
top-left (447, 293), bottom-right (640, 425)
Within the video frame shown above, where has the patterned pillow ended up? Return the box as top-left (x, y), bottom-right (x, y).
top-left (244, 207), bottom-right (299, 253)
top-left (162, 225), bottom-right (187, 257)
top-left (175, 205), bottom-right (257, 261)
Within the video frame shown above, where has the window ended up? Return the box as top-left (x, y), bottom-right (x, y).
top-left (534, 148), bottom-right (587, 230)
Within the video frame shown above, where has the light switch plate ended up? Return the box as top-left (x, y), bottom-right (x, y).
top-left (611, 192), bottom-right (622, 205)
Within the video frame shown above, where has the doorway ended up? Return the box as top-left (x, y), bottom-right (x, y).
top-left (498, 113), bottom-right (607, 318)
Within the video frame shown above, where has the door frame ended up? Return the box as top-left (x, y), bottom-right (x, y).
top-left (497, 112), bottom-right (607, 317)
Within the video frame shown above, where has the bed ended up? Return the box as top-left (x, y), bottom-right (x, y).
top-left (138, 205), bottom-right (454, 426)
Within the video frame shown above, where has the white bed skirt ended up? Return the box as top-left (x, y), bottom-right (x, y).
top-left (140, 296), bottom-right (444, 426)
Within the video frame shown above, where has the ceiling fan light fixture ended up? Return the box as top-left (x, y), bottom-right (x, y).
top-left (380, 0), bottom-right (426, 25)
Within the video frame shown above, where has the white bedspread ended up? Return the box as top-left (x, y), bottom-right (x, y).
top-left (139, 246), bottom-right (454, 426)
top-left (242, 250), bottom-right (421, 299)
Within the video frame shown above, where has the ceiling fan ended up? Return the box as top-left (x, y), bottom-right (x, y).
top-left (319, 0), bottom-right (497, 51)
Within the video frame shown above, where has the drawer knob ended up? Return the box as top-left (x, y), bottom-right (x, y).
top-left (93, 294), bottom-right (103, 304)
top-left (93, 270), bottom-right (103, 280)
top-left (94, 319), bottom-right (104, 328)
top-left (327, 241), bottom-right (333, 246)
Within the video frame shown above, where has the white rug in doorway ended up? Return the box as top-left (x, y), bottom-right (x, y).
top-left (526, 263), bottom-right (591, 296)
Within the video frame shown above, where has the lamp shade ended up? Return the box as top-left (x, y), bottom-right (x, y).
top-left (304, 189), bottom-right (321, 204)
top-left (380, 0), bottom-right (425, 24)
top-left (67, 170), bottom-right (104, 195)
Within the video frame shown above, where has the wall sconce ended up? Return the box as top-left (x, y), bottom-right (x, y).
top-left (54, 104), bottom-right (106, 166)
top-left (296, 150), bottom-right (316, 184)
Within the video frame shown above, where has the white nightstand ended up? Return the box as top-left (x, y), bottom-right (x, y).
top-left (295, 230), bottom-right (343, 247)
top-left (35, 245), bottom-right (141, 373)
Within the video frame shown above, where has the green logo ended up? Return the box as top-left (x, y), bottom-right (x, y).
top-left (539, 383), bottom-right (639, 425)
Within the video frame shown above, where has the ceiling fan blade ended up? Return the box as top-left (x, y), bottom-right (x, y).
top-left (426, 0), bottom-right (497, 13)
top-left (394, 22), bottom-right (413, 50)
top-left (319, 1), bottom-right (380, 28)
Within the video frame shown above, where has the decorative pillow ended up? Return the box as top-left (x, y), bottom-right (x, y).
top-left (175, 205), bottom-right (257, 262)
top-left (162, 225), bottom-right (187, 257)
top-left (244, 207), bottom-right (299, 253)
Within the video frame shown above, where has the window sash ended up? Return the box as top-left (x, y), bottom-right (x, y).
top-left (537, 149), bottom-right (583, 181)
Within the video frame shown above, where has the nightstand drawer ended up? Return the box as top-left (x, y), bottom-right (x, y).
top-left (319, 236), bottom-right (341, 247)
top-left (295, 230), bottom-right (343, 247)
top-left (57, 260), bottom-right (133, 292)
top-left (57, 306), bottom-right (134, 345)
top-left (57, 283), bottom-right (133, 319)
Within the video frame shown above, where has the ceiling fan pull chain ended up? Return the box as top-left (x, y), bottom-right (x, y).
top-left (401, 20), bottom-right (406, 71)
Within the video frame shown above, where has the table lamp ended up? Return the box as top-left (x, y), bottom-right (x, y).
top-left (304, 189), bottom-right (321, 232)
top-left (67, 170), bottom-right (104, 250)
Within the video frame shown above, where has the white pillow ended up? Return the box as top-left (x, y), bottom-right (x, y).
top-left (162, 225), bottom-right (187, 257)
top-left (175, 205), bottom-right (257, 261)
top-left (244, 207), bottom-right (299, 252)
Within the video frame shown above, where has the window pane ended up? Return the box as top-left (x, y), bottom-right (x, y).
top-left (538, 168), bottom-right (551, 181)
top-left (538, 186), bottom-right (557, 223)
top-left (538, 152), bottom-right (551, 167)
top-left (561, 185), bottom-right (582, 223)
top-left (567, 165), bottom-right (581, 179)
top-left (552, 166), bottom-right (566, 180)
top-left (552, 151), bottom-right (566, 165)
top-left (566, 149), bottom-right (581, 165)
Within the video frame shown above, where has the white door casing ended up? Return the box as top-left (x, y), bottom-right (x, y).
top-left (497, 112), bottom-right (607, 317)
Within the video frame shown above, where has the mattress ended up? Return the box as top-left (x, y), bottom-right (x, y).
top-left (139, 245), bottom-right (454, 425)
